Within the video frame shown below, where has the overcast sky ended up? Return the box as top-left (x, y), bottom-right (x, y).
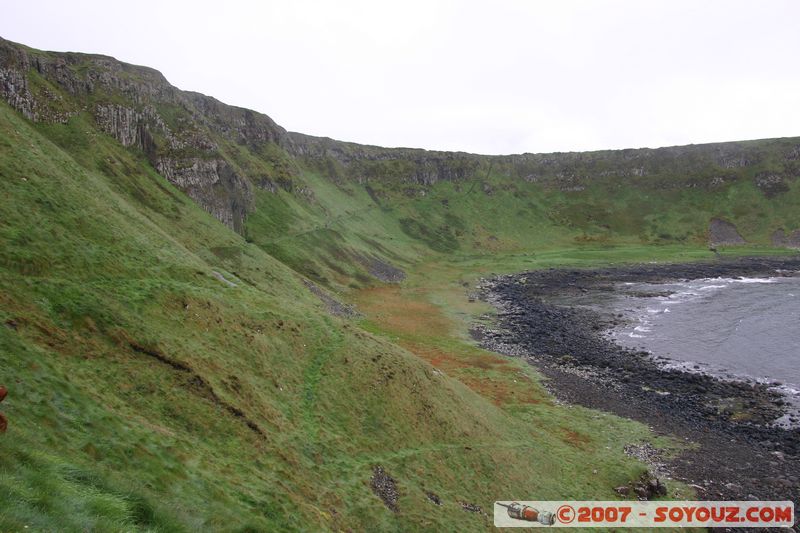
top-left (3, 0), bottom-right (799, 154)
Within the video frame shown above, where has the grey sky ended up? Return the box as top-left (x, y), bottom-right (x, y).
top-left (3, 0), bottom-right (799, 154)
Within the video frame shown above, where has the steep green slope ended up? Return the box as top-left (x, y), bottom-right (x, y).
top-left (245, 154), bottom-right (800, 291)
top-left (0, 100), bottom-right (674, 531)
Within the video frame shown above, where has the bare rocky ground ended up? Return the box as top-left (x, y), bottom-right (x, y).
top-left (302, 280), bottom-right (360, 318)
top-left (475, 256), bottom-right (800, 532)
top-left (370, 465), bottom-right (399, 512)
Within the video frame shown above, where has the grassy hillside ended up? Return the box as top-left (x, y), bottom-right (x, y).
top-left (1, 38), bottom-right (797, 531)
top-left (0, 101), bottom-right (695, 532)
top-left (253, 145), bottom-right (800, 289)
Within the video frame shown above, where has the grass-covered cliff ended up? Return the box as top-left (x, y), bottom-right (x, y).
top-left (0, 37), bottom-right (797, 531)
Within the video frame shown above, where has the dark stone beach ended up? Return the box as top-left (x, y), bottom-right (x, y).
top-left (475, 256), bottom-right (800, 529)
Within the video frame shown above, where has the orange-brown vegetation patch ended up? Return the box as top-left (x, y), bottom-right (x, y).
top-left (353, 286), bottom-right (451, 338)
top-left (461, 374), bottom-right (544, 407)
top-left (355, 285), bottom-right (546, 407)
top-left (559, 428), bottom-right (592, 449)
top-left (407, 341), bottom-right (542, 406)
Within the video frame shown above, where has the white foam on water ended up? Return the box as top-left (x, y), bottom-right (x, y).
top-left (610, 274), bottom-right (800, 429)
top-left (698, 284), bottom-right (726, 291)
top-left (731, 277), bottom-right (777, 284)
top-left (768, 381), bottom-right (800, 397)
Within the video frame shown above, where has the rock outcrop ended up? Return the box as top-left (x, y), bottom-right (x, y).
top-left (0, 37), bottom-right (283, 231)
top-left (156, 157), bottom-right (252, 232)
top-left (709, 218), bottom-right (746, 247)
top-left (771, 229), bottom-right (800, 249)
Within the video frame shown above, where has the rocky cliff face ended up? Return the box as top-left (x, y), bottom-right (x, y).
top-left (0, 37), bottom-right (287, 231)
top-left (287, 130), bottom-right (800, 201)
top-left (771, 228), bottom-right (800, 249)
top-left (2, 36), bottom-right (800, 241)
top-left (708, 218), bottom-right (747, 247)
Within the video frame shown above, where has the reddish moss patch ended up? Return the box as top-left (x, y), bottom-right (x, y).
top-left (559, 428), bottom-right (592, 449)
top-left (353, 286), bottom-right (452, 338)
top-left (355, 286), bottom-right (548, 408)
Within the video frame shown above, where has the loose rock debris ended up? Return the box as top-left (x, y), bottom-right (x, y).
top-left (458, 500), bottom-right (485, 515)
top-left (424, 490), bottom-right (442, 506)
top-left (370, 465), bottom-right (399, 512)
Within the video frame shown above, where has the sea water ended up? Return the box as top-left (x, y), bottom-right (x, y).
top-left (610, 276), bottom-right (800, 402)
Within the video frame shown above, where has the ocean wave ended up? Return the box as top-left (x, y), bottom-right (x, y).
top-left (698, 284), bottom-right (726, 291)
top-left (667, 292), bottom-right (699, 304)
top-left (732, 277), bottom-right (777, 284)
top-left (771, 383), bottom-right (800, 396)
top-left (704, 276), bottom-right (778, 284)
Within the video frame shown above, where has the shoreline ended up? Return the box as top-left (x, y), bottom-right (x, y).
top-left (474, 256), bottom-right (800, 521)
top-left (607, 276), bottom-right (800, 413)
